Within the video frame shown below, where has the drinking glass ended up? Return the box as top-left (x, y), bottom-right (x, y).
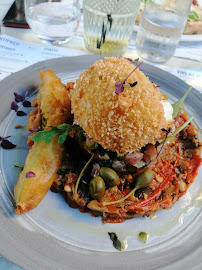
top-left (83, 0), bottom-right (141, 55)
top-left (136, 0), bottom-right (192, 63)
top-left (24, 0), bottom-right (80, 45)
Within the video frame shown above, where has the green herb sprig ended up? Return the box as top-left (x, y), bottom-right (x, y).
top-left (139, 232), bottom-right (148, 243)
top-left (32, 124), bottom-right (84, 145)
top-left (172, 86), bottom-right (192, 118)
top-left (167, 116), bottom-right (193, 141)
top-left (189, 10), bottom-right (199, 20)
top-left (108, 232), bottom-right (122, 251)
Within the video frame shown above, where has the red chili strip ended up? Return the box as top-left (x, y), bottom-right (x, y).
top-left (132, 197), bottom-right (173, 213)
top-left (126, 171), bottom-right (175, 211)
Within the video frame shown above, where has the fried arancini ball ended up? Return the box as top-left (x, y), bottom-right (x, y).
top-left (70, 57), bottom-right (168, 155)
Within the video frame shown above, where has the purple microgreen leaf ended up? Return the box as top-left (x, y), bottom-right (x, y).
top-left (11, 102), bottom-right (19, 112)
top-left (17, 110), bottom-right (27, 116)
top-left (0, 136), bottom-right (11, 141)
top-left (121, 56), bottom-right (139, 65)
top-left (156, 128), bottom-right (172, 159)
top-left (14, 92), bottom-right (24, 102)
top-left (24, 89), bottom-right (28, 99)
top-left (23, 100), bottom-right (31, 107)
top-left (115, 61), bottom-right (143, 94)
top-left (1, 140), bottom-right (16, 149)
top-left (125, 61), bottom-right (143, 82)
top-left (156, 85), bottom-right (160, 88)
top-left (115, 81), bottom-right (125, 94)
top-left (26, 171), bottom-right (35, 178)
top-left (129, 81), bottom-right (138, 87)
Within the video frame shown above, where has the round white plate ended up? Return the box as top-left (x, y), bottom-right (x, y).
top-left (0, 55), bottom-right (201, 270)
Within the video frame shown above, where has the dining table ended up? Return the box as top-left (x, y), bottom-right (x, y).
top-left (0, 1), bottom-right (202, 270)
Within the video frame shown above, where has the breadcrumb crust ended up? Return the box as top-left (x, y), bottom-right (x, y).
top-left (70, 57), bottom-right (168, 154)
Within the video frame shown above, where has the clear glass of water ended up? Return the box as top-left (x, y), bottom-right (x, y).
top-left (136, 0), bottom-right (192, 63)
top-left (24, 0), bottom-right (80, 45)
top-left (83, 0), bottom-right (141, 55)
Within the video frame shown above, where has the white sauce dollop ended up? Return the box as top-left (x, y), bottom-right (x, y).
top-left (161, 100), bottom-right (173, 122)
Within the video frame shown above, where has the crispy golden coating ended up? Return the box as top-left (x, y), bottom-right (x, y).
top-left (14, 69), bottom-right (71, 214)
top-left (35, 69), bottom-right (71, 127)
top-left (70, 57), bottom-right (168, 154)
top-left (14, 138), bottom-right (64, 214)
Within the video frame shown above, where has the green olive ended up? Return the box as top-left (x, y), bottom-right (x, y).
top-left (135, 169), bottom-right (154, 190)
top-left (89, 176), bottom-right (105, 201)
top-left (99, 167), bottom-right (120, 187)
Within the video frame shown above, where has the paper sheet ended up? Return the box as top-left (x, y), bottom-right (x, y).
top-left (0, 34), bottom-right (88, 81)
top-left (152, 64), bottom-right (202, 92)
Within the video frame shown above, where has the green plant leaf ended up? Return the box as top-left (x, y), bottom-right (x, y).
top-left (139, 232), bottom-right (148, 243)
top-left (32, 129), bottom-right (60, 144)
top-left (58, 131), bottom-right (68, 144)
top-left (167, 116), bottom-right (193, 141)
top-left (57, 124), bottom-right (70, 130)
top-left (189, 10), bottom-right (199, 20)
top-left (32, 124), bottom-right (84, 145)
top-left (172, 86), bottom-right (192, 118)
top-left (108, 232), bottom-right (122, 251)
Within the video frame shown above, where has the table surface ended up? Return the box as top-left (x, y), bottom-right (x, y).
top-left (0, 1), bottom-right (202, 270)
top-left (1, 0), bottom-right (202, 89)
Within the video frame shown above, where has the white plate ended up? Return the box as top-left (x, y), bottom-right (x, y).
top-left (0, 55), bottom-right (202, 270)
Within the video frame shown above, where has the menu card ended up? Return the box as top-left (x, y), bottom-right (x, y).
top-left (0, 34), bottom-right (88, 81)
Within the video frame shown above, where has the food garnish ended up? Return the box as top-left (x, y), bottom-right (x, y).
top-left (156, 128), bottom-right (172, 159)
top-left (108, 232), bottom-right (122, 251)
top-left (172, 86), bottom-right (192, 118)
top-left (16, 111), bottom-right (27, 116)
top-left (26, 171), bottom-right (35, 178)
top-left (122, 57), bottom-right (139, 65)
top-left (32, 124), bottom-right (84, 145)
top-left (11, 100), bottom-right (27, 116)
top-left (11, 90), bottom-right (32, 116)
top-left (102, 169), bottom-right (154, 206)
top-left (14, 90), bottom-right (28, 102)
top-left (13, 165), bottom-right (24, 171)
top-left (139, 232), bottom-right (148, 243)
top-left (0, 136), bottom-right (16, 149)
top-left (99, 167), bottom-right (119, 187)
top-left (23, 100), bottom-right (31, 107)
top-left (89, 176), bottom-right (105, 201)
top-left (167, 116), bottom-right (193, 141)
top-left (73, 154), bottom-right (95, 200)
top-left (115, 61), bottom-right (143, 94)
top-left (11, 101), bottom-right (18, 112)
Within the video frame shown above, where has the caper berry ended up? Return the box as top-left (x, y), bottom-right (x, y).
top-left (99, 167), bottom-right (120, 187)
top-left (89, 176), bottom-right (105, 201)
top-left (135, 169), bottom-right (154, 190)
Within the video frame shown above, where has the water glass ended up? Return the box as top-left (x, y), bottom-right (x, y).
top-left (136, 0), bottom-right (192, 63)
top-left (83, 0), bottom-right (141, 55)
top-left (24, 0), bottom-right (80, 45)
